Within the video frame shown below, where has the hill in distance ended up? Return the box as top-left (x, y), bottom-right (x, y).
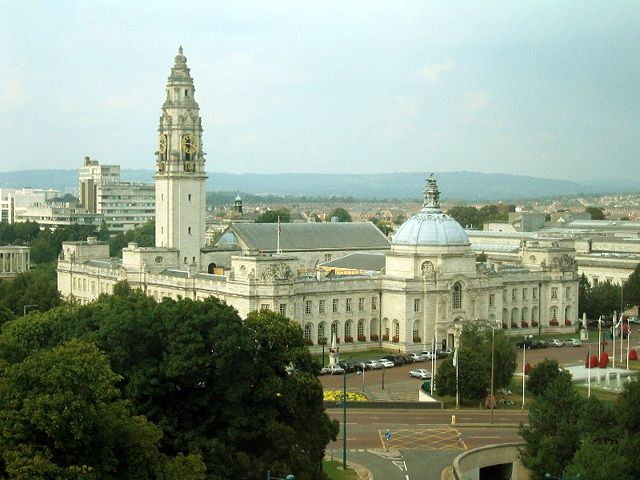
top-left (0, 169), bottom-right (638, 202)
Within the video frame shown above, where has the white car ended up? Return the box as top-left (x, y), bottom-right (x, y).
top-left (566, 338), bottom-right (582, 347)
top-left (409, 369), bottom-right (432, 380)
top-left (550, 339), bottom-right (564, 347)
top-left (408, 353), bottom-right (426, 362)
top-left (377, 359), bottom-right (395, 368)
top-left (364, 360), bottom-right (383, 370)
top-left (320, 364), bottom-right (345, 375)
top-left (420, 351), bottom-right (436, 361)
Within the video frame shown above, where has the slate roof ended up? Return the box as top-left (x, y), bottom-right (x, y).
top-left (319, 252), bottom-right (386, 272)
top-left (221, 222), bottom-right (390, 252)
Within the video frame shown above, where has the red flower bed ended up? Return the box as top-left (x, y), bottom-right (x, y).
top-left (502, 323), bottom-right (508, 329)
top-left (370, 334), bottom-right (379, 341)
top-left (392, 336), bottom-right (400, 343)
top-left (522, 321), bottom-right (529, 328)
top-left (303, 338), bottom-right (313, 346)
top-left (511, 322), bottom-right (518, 328)
top-left (357, 335), bottom-right (366, 342)
top-left (549, 320), bottom-right (559, 326)
top-left (564, 320), bottom-right (572, 326)
top-left (532, 321), bottom-right (538, 327)
top-left (344, 336), bottom-right (353, 343)
top-left (382, 334), bottom-right (389, 341)
top-left (599, 352), bottom-right (609, 368)
top-left (630, 349), bottom-right (638, 361)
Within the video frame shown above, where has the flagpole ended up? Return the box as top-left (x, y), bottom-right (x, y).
top-left (276, 216), bottom-right (281, 254)
top-left (454, 346), bottom-right (459, 409)
top-left (627, 316), bottom-right (631, 370)
top-left (522, 339), bottom-right (526, 409)
top-left (613, 311), bottom-right (617, 367)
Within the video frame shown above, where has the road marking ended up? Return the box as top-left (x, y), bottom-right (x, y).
top-left (468, 436), bottom-right (501, 439)
top-left (392, 460), bottom-right (407, 471)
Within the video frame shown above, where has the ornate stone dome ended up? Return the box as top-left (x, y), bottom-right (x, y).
top-left (393, 175), bottom-right (469, 247)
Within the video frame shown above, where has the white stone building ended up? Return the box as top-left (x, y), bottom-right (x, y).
top-left (0, 246), bottom-right (30, 280)
top-left (57, 48), bottom-right (579, 352)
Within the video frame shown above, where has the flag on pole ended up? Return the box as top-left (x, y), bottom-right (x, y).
top-left (452, 347), bottom-right (458, 368)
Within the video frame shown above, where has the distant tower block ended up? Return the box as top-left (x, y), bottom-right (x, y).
top-left (155, 47), bottom-right (207, 269)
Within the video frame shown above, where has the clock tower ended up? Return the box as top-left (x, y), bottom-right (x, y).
top-left (155, 47), bottom-right (207, 269)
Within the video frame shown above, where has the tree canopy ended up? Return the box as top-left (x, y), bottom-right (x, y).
top-left (0, 292), bottom-right (337, 479)
top-left (446, 204), bottom-right (513, 229)
top-left (585, 206), bottom-right (606, 220)
top-left (328, 207), bottom-right (352, 223)
top-left (578, 274), bottom-right (621, 320)
top-left (255, 208), bottom-right (291, 224)
top-left (435, 323), bottom-right (516, 404)
top-left (624, 263), bottom-right (640, 317)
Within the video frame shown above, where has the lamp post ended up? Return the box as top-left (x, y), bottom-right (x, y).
top-left (342, 368), bottom-right (347, 471)
top-left (490, 325), bottom-right (496, 424)
top-left (522, 334), bottom-right (532, 410)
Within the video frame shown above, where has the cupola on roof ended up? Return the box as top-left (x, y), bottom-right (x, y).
top-left (392, 175), bottom-right (469, 247)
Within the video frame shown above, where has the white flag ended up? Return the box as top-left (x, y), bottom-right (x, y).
top-left (452, 347), bottom-right (458, 368)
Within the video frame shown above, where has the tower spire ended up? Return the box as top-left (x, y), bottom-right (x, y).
top-left (423, 173), bottom-right (440, 209)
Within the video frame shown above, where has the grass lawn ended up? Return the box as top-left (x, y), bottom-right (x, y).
top-left (323, 460), bottom-right (359, 480)
top-left (314, 347), bottom-right (395, 366)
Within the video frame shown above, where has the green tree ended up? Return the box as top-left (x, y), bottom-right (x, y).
top-left (0, 265), bottom-right (60, 316)
top-left (370, 218), bottom-right (392, 236)
top-left (0, 338), bottom-right (166, 479)
top-left (520, 372), bottom-right (584, 478)
top-left (108, 220), bottom-right (155, 257)
top-left (624, 263), bottom-right (640, 317)
top-left (256, 208), bottom-right (291, 224)
top-left (526, 359), bottom-right (562, 397)
top-left (578, 273), bottom-right (591, 319)
top-left (585, 206), bottom-right (606, 220)
top-left (435, 324), bottom-right (515, 404)
top-left (328, 207), bottom-right (352, 222)
top-left (0, 294), bottom-right (337, 479)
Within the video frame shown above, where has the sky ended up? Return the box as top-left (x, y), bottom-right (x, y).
top-left (0, 1), bottom-right (639, 181)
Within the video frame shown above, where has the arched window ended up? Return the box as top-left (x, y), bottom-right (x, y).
top-left (393, 320), bottom-right (400, 341)
top-left (531, 307), bottom-right (538, 322)
top-left (521, 307), bottom-right (528, 322)
top-left (412, 320), bottom-right (421, 342)
top-left (317, 323), bottom-right (326, 344)
top-left (344, 320), bottom-right (352, 339)
top-left (331, 321), bottom-right (339, 340)
top-left (304, 323), bottom-right (312, 342)
top-left (453, 282), bottom-right (462, 309)
top-left (511, 308), bottom-right (518, 323)
top-left (207, 262), bottom-right (217, 274)
top-left (357, 320), bottom-right (365, 340)
top-left (564, 306), bottom-right (571, 322)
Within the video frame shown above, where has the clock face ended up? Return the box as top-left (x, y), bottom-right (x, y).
top-left (158, 134), bottom-right (167, 153)
top-left (181, 134), bottom-right (198, 154)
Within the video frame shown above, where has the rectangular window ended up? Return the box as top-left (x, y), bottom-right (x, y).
top-left (522, 288), bottom-right (527, 300)
top-left (324, 254), bottom-right (332, 262)
top-left (188, 194), bottom-right (191, 201)
top-left (371, 297), bottom-right (377, 310)
top-left (333, 298), bottom-right (339, 313)
top-left (565, 287), bottom-right (571, 299)
top-left (261, 304), bottom-right (270, 311)
top-left (358, 297), bottom-right (365, 311)
top-left (533, 287), bottom-right (538, 300)
top-left (305, 300), bottom-right (312, 315)
top-left (512, 289), bottom-right (517, 301)
top-left (279, 304), bottom-right (287, 315)
top-left (551, 287), bottom-right (558, 299)
top-left (489, 294), bottom-right (495, 307)
top-left (414, 298), bottom-right (420, 312)
top-left (319, 299), bottom-right (326, 314)
top-left (346, 298), bottom-right (352, 312)
top-left (188, 226), bottom-right (191, 235)
top-left (502, 290), bottom-right (507, 302)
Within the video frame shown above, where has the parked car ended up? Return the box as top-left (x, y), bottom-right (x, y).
top-left (565, 338), bottom-right (582, 347)
top-left (320, 364), bottom-right (345, 375)
top-left (550, 338), bottom-right (564, 347)
top-left (401, 354), bottom-right (416, 364)
top-left (337, 361), bottom-right (356, 373)
top-left (420, 351), bottom-right (436, 360)
top-left (383, 354), bottom-right (405, 366)
top-left (437, 349), bottom-right (452, 358)
top-left (364, 360), bottom-right (383, 370)
top-left (377, 359), bottom-right (395, 368)
top-left (408, 353), bottom-right (425, 362)
top-left (409, 369), bottom-right (432, 380)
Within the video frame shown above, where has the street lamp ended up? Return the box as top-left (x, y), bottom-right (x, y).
top-left (481, 320), bottom-right (500, 425)
top-left (522, 334), bottom-right (532, 410)
top-left (266, 472), bottom-right (295, 480)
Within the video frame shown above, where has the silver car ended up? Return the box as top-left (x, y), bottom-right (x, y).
top-left (409, 369), bottom-right (432, 380)
top-left (320, 364), bottom-right (345, 375)
top-left (550, 339), bottom-right (564, 347)
top-left (364, 360), bottom-right (383, 370)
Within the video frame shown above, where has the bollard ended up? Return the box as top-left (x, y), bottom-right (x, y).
top-left (451, 414), bottom-right (456, 426)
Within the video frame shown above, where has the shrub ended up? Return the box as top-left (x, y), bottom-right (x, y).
top-left (502, 323), bottom-right (508, 329)
top-left (630, 349), bottom-right (638, 361)
top-left (303, 338), bottom-right (313, 346)
top-left (344, 336), bottom-right (353, 343)
top-left (564, 320), bottom-right (572, 326)
top-left (586, 354), bottom-right (598, 368)
top-left (382, 334), bottom-right (389, 341)
top-left (532, 321), bottom-right (538, 327)
top-left (370, 334), bottom-right (379, 341)
top-left (550, 320), bottom-right (559, 326)
top-left (599, 352), bottom-right (609, 368)
top-left (392, 336), bottom-right (399, 343)
top-left (357, 334), bottom-right (366, 342)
